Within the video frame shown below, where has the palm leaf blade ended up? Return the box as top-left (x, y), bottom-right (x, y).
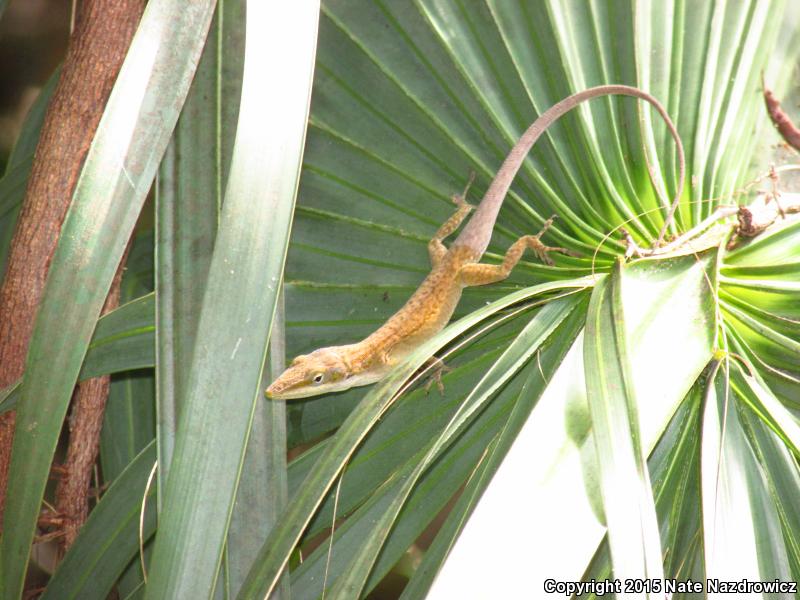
top-left (143, 3), bottom-right (320, 597)
top-left (0, 3), bottom-right (217, 596)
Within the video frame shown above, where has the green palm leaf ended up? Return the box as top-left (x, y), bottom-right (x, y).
top-left (252, 0), bottom-right (797, 595)
top-left (142, 3), bottom-right (320, 598)
top-left (0, 3), bottom-right (217, 596)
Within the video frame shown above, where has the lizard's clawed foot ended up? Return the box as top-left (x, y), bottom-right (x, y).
top-left (423, 357), bottom-right (452, 396)
top-left (530, 216), bottom-right (580, 265)
top-left (534, 244), bottom-right (580, 266)
top-left (452, 170), bottom-right (477, 211)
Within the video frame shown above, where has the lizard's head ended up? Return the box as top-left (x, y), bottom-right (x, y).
top-left (265, 347), bottom-right (354, 400)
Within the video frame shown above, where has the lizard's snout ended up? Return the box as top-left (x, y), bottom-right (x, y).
top-left (265, 366), bottom-right (306, 400)
top-left (265, 380), bottom-right (285, 399)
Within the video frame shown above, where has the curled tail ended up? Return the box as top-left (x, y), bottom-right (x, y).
top-left (454, 84), bottom-right (684, 255)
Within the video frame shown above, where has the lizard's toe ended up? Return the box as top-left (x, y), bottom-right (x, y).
top-left (451, 193), bottom-right (475, 211)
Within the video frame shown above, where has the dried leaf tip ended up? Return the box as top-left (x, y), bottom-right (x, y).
top-left (762, 74), bottom-right (800, 151)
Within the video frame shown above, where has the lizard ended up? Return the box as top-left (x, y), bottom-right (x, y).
top-left (266, 84), bottom-right (685, 400)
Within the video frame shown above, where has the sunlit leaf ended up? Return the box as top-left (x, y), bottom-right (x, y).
top-left (143, 3), bottom-right (320, 598)
top-left (237, 279), bottom-right (591, 599)
top-left (584, 261), bottom-right (663, 585)
top-left (429, 254), bottom-right (715, 597)
top-left (700, 360), bottom-right (792, 585)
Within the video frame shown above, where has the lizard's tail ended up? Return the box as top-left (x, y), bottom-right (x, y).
top-left (454, 84), bottom-right (684, 255)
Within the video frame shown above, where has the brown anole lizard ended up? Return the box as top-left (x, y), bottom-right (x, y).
top-left (266, 85), bottom-right (684, 399)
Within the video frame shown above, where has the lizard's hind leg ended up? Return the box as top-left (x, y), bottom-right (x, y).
top-left (422, 356), bottom-right (452, 395)
top-left (458, 216), bottom-right (576, 285)
top-left (429, 172), bottom-right (476, 267)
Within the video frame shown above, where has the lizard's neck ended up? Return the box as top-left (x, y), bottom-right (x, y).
top-left (341, 339), bottom-right (385, 373)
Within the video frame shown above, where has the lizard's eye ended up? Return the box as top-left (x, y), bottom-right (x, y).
top-left (312, 373), bottom-right (324, 385)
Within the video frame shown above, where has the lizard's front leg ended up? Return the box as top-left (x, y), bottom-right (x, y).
top-left (429, 172), bottom-right (476, 267)
top-left (458, 216), bottom-right (576, 285)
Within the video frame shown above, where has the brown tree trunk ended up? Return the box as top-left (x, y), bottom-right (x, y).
top-left (0, 0), bottom-right (145, 528)
top-left (54, 242), bottom-right (130, 551)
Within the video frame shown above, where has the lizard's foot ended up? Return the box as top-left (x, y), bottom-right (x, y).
top-left (530, 215), bottom-right (580, 265)
top-left (535, 215), bottom-right (558, 237)
top-left (423, 357), bottom-right (452, 396)
top-left (451, 193), bottom-right (476, 212)
top-left (452, 170), bottom-right (477, 211)
top-left (533, 244), bottom-right (580, 266)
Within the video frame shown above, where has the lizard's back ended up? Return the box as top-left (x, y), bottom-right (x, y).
top-left (362, 245), bottom-right (479, 364)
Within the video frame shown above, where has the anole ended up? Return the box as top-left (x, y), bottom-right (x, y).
top-left (266, 85), bottom-right (684, 400)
